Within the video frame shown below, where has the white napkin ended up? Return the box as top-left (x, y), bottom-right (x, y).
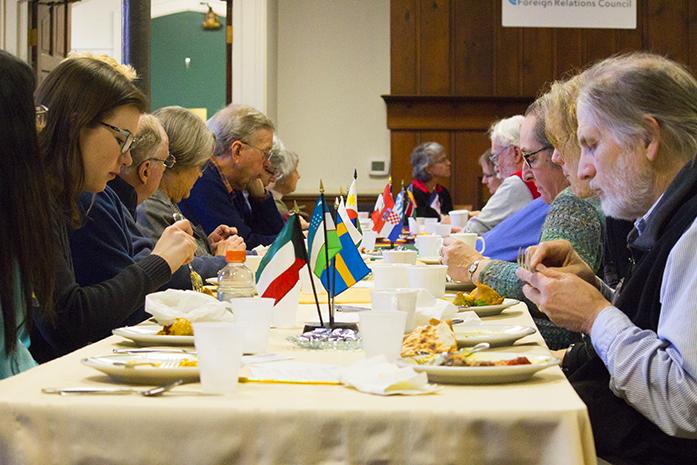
top-left (145, 289), bottom-right (234, 325)
top-left (252, 244), bottom-right (269, 257)
top-left (413, 289), bottom-right (466, 326)
top-left (340, 356), bottom-right (439, 396)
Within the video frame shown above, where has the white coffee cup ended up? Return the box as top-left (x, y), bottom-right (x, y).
top-left (450, 232), bottom-right (486, 254)
top-left (271, 283), bottom-right (299, 328)
top-left (371, 288), bottom-right (419, 331)
top-left (359, 310), bottom-right (408, 361)
top-left (449, 210), bottom-right (470, 228)
top-left (407, 265), bottom-right (448, 298)
top-left (371, 263), bottom-right (410, 290)
top-left (423, 217), bottom-right (439, 224)
top-left (383, 249), bottom-right (417, 265)
top-left (227, 297), bottom-right (274, 354)
top-left (433, 223), bottom-right (451, 237)
top-left (415, 235), bottom-right (443, 258)
top-left (193, 321), bottom-right (243, 395)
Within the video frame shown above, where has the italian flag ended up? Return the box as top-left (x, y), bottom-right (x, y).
top-left (255, 215), bottom-right (307, 305)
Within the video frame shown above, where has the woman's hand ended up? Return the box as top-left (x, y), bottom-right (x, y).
top-left (152, 220), bottom-right (198, 273)
top-left (441, 237), bottom-right (484, 283)
top-left (213, 235), bottom-right (247, 256)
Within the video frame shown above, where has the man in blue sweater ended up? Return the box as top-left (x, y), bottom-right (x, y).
top-left (179, 104), bottom-right (284, 249)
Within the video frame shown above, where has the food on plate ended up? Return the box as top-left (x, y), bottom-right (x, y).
top-left (178, 358), bottom-right (198, 367)
top-left (442, 352), bottom-right (530, 367)
top-left (158, 318), bottom-right (193, 336)
top-left (452, 283), bottom-right (504, 307)
top-left (401, 319), bottom-right (457, 358)
top-left (201, 285), bottom-right (217, 298)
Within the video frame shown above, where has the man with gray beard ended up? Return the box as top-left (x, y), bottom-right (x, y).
top-left (517, 53), bottom-right (697, 464)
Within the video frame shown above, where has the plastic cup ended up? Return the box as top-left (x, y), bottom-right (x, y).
top-left (449, 210), bottom-right (470, 228)
top-left (227, 297), bottom-right (274, 354)
top-left (407, 265), bottom-right (448, 298)
top-left (193, 322), bottom-right (243, 395)
top-left (371, 288), bottom-right (419, 332)
top-left (371, 263), bottom-right (410, 290)
top-left (271, 284), bottom-right (299, 328)
top-left (359, 310), bottom-right (407, 361)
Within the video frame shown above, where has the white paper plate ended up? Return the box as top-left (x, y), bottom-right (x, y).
top-left (82, 353), bottom-right (199, 384)
top-left (451, 298), bottom-right (520, 317)
top-left (113, 326), bottom-right (194, 346)
top-left (401, 352), bottom-right (558, 384)
top-left (418, 256), bottom-right (442, 265)
top-left (452, 324), bottom-right (536, 347)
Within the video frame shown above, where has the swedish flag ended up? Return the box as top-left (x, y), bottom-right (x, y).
top-left (320, 211), bottom-right (371, 297)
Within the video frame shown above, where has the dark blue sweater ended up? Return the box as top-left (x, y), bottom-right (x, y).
top-left (178, 161), bottom-right (283, 248)
top-left (69, 186), bottom-right (225, 295)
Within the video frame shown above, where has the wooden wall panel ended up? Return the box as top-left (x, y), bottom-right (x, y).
top-left (390, 0), bottom-right (418, 94)
top-left (387, 0), bottom-right (697, 209)
top-left (453, 0), bottom-right (494, 95)
top-left (418, 0), bottom-right (451, 94)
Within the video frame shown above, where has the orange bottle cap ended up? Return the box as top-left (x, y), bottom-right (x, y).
top-left (225, 249), bottom-right (246, 263)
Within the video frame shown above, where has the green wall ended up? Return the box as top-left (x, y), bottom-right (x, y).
top-left (151, 12), bottom-right (226, 118)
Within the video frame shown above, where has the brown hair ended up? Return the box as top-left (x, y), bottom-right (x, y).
top-left (36, 56), bottom-right (147, 227)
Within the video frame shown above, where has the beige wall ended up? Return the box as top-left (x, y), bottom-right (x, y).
top-left (276, 0), bottom-right (390, 195)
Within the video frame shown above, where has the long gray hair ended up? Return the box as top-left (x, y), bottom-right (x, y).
top-left (410, 142), bottom-right (445, 182)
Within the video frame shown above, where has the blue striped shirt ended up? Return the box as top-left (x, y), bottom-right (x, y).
top-left (591, 205), bottom-right (697, 438)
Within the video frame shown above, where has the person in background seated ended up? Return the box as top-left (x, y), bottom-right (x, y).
top-left (408, 142), bottom-right (454, 219)
top-left (517, 53), bottom-right (697, 464)
top-left (31, 56), bottom-right (197, 363)
top-left (443, 96), bottom-right (604, 349)
top-left (462, 116), bottom-right (540, 233)
top-left (69, 114), bottom-right (228, 291)
top-left (179, 104), bottom-right (284, 249)
top-left (138, 106), bottom-right (245, 257)
top-left (479, 149), bottom-right (502, 196)
top-left (0, 50), bottom-right (55, 378)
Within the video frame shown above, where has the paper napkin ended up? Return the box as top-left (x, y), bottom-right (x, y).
top-left (413, 290), bottom-right (466, 326)
top-left (145, 289), bottom-right (234, 325)
top-left (340, 356), bottom-right (439, 396)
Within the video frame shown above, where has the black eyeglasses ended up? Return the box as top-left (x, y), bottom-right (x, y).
top-left (240, 140), bottom-right (272, 160)
top-left (100, 121), bottom-right (139, 154)
top-left (143, 153), bottom-right (176, 169)
top-left (522, 145), bottom-right (553, 168)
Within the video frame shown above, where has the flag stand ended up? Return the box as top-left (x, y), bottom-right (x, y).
top-left (294, 203), bottom-right (324, 328)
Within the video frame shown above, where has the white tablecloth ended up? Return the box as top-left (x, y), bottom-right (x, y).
top-left (0, 301), bottom-right (596, 465)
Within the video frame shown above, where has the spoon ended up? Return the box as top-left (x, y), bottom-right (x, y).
top-left (42, 379), bottom-right (184, 397)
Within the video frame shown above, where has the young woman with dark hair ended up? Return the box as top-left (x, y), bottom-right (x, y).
top-left (0, 51), bottom-right (55, 377)
top-left (30, 56), bottom-right (198, 362)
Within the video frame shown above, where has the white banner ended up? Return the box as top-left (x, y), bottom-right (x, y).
top-left (502, 0), bottom-right (636, 29)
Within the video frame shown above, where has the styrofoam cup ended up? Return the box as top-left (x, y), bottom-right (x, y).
top-left (193, 322), bottom-right (242, 395)
top-left (359, 310), bottom-right (407, 361)
top-left (227, 297), bottom-right (274, 354)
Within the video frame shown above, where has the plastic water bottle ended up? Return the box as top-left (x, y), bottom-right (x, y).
top-left (217, 250), bottom-right (256, 301)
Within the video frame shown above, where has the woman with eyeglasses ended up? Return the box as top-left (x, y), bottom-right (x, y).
top-left (479, 149), bottom-right (502, 196)
top-left (409, 142), bottom-right (454, 218)
top-left (30, 56), bottom-right (198, 363)
top-left (137, 106), bottom-right (246, 257)
top-left (0, 51), bottom-right (56, 377)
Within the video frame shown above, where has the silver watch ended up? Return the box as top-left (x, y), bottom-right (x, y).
top-left (468, 260), bottom-right (481, 282)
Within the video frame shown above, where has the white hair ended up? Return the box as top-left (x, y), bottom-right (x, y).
top-left (489, 115), bottom-right (524, 147)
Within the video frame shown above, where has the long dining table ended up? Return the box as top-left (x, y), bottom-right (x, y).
top-left (0, 288), bottom-right (597, 465)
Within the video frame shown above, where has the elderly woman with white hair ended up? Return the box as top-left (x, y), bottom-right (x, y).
top-left (408, 142), bottom-right (454, 218)
top-left (137, 106), bottom-right (245, 257)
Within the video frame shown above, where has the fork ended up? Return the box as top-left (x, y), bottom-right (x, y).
top-left (517, 247), bottom-right (530, 272)
top-left (113, 359), bottom-right (183, 369)
top-left (172, 212), bottom-right (204, 292)
top-left (42, 379), bottom-right (184, 397)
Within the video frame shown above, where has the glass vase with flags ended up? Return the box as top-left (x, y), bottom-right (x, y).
top-left (255, 213), bottom-right (307, 305)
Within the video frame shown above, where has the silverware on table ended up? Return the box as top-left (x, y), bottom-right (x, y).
top-left (42, 379), bottom-right (183, 397)
top-left (516, 247), bottom-right (531, 272)
top-left (172, 212), bottom-right (204, 292)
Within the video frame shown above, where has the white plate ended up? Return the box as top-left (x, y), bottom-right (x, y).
top-left (418, 256), bottom-right (442, 265)
top-left (113, 326), bottom-right (194, 346)
top-left (450, 298), bottom-right (520, 317)
top-left (82, 353), bottom-right (199, 384)
top-left (452, 324), bottom-right (536, 347)
top-left (401, 352), bottom-right (559, 384)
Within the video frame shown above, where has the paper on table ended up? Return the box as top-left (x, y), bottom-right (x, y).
top-left (145, 289), bottom-right (233, 325)
top-left (340, 356), bottom-right (439, 396)
top-left (240, 361), bottom-right (342, 385)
